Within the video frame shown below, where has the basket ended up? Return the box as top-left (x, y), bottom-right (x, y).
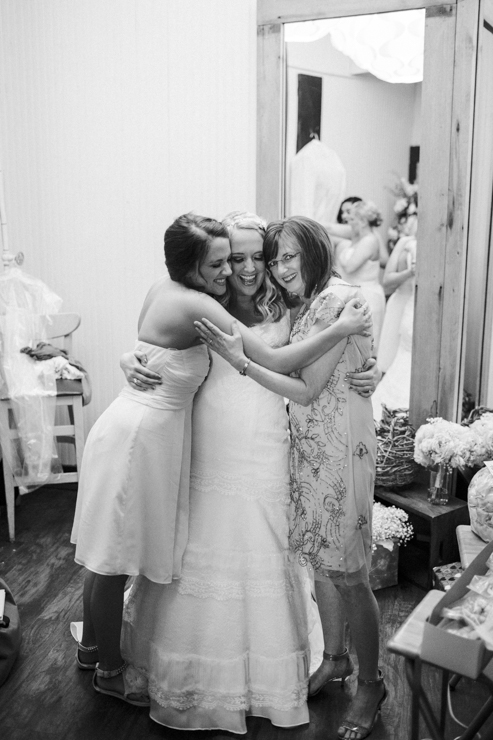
top-left (375, 405), bottom-right (418, 489)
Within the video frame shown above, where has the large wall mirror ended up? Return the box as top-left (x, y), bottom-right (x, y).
top-left (257, 0), bottom-right (493, 430)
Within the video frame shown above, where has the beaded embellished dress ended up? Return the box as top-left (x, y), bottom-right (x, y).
top-left (122, 316), bottom-right (317, 734)
top-left (288, 279), bottom-right (377, 585)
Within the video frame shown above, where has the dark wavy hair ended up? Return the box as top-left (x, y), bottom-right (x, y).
top-left (263, 216), bottom-right (336, 307)
top-left (164, 213), bottom-right (229, 290)
top-left (336, 196), bottom-right (363, 224)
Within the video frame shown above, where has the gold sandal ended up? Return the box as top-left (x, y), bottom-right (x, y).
top-left (93, 662), bottom-right (150, 707)
top-left (337, 670), bottom-right (387, 740)
top-left (309, 648), bottom-right (354, 697)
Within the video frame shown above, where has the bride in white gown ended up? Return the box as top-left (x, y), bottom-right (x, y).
top-left (118, 213), bottom-right (375, 733)
top-left (372, 234), bottom-right (416, 423)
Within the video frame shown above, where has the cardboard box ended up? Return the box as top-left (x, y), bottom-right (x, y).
top-left (421, 539), bottom-right (493, 678)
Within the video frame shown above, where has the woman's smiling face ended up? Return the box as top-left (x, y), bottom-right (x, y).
top-left (268, 233), bottom-right (305, 297)
top-left (228, 229), bottom-right (266, 297)
top-left (191, 236), bottom-right (232, 296)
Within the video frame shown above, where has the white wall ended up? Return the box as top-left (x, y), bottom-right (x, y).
top-left (286, 34), bottom-right (421, 240)
top-left (0, 0), bottom-right (257, 431)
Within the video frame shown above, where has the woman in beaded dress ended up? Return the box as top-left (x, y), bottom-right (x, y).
top-left (118, 213), bottom-right (376, 733)
top-left (198, 216), bottom-right (384, 740)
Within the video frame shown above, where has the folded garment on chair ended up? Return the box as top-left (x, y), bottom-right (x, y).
top-left (20, 342), bottom-right (91, 405)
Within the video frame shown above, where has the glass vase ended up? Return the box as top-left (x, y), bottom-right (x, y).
top-left (428, 463), bottom-right (452, 505)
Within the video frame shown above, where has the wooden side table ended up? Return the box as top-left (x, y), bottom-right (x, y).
top-left (388, 590), bottom-right (493, 740)
top-left (375, 485), bottom-right (470, 588)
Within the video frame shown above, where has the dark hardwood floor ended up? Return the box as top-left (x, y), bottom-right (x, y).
top-left (0, 485), bottom-right (491, 740)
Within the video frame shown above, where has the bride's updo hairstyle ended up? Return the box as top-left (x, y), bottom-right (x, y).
top-left (264, 216), bottom-right (335, 307)
top-left (352, 200), bottom-right (383, 228)
top-left (222, 210), bottom-right (285, 322)
top-left (164, 212), bottom-right (229, 291)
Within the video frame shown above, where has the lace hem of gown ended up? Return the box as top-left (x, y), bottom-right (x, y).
top-left (149, 685), bottom-right (308, 712)
top-left (191, 466), bottom-right (290, 503)
top-left (126, 651), bottom-right (309, 712)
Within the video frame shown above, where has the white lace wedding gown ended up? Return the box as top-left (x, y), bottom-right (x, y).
top-left (372, 293), bottom-right (414, 423)
top-left (122, 315), bottom-right (320, 734)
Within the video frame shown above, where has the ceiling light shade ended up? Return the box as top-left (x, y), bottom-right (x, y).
top-left (285, 10), bottom-right (425, 84)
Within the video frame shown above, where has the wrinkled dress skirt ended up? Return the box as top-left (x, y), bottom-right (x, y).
top-left (71, 342), bottom-right (209, 583)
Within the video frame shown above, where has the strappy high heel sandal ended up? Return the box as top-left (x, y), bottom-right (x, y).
top-left (93, 662), bottom-right (150, 707)
top-left (337, 670), bottom-right (387, 740)
top-left (308, 648), bottom-right (354, 697)
top-left (76, 642), bottom-right (98, 671)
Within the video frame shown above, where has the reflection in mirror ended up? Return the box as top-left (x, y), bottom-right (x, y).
top-left (284, 11), bottom-right (424, 423)
top-left (462, 17), bottom-right (493, 416)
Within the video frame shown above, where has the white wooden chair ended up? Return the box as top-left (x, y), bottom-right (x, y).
top-left (0, 313), bottom-right (85, 541)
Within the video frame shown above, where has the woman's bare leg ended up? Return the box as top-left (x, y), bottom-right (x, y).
top-left (336, 580), bottom-right (385, 740)
top-left (308, 579), bottom-right (351, 694)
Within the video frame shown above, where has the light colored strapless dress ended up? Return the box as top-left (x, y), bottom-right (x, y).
top-left (71, 341), bottom-right (209, 584)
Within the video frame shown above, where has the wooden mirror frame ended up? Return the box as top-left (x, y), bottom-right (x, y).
top-left (257, 0), bottom-right (485, 429)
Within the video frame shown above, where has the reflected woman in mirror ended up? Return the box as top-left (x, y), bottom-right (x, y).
top-left (328, 197), bottom-right (389, 271)
top-left (337, 196), bottom-right (363, 225)
top-left (196, 216), bottom-right (386, 740)
top-left (118, 212), bottom-right (376, 732)
top-left (373, 218), bottom-right (417, 422)
top-left (327, 201), bottom-right (387, 354)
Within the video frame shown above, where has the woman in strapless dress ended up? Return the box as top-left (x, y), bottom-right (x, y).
top-left (335, 201), bottom-right (387, 353)
top-left (71, 213), bottom-right (371, 709)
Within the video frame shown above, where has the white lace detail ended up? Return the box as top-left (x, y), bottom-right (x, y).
top-left (123, 664), bottom-right (149, 697)
top-left (191, 465), bottom-right (290, 503)
top-left (149, 684), bottom-right (308, 711)
top-left (177, 574), bottom-right (296, 600)
top-left (126, 649), bottom-right (309, 712)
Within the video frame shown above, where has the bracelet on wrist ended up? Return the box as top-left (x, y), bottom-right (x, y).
top-left (239, 357), bottom-right (251, 376)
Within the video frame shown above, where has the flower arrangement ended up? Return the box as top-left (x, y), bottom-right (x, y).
top-left (467, 413), bottom-right (493, 466)
top-left (414, 417), bottom-right (483, 471)
top-left (387, 176), bottom-right (418, 251)
top-left (372, 502), bottom-right (414, 551)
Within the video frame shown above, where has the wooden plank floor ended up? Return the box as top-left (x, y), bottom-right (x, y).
top-left (1, 485), bottom-right (492, 740)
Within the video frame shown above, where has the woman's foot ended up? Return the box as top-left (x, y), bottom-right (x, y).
top-left (93, 663), bottom-right (150, 707)
top-left (309, 648), bottom-right (354, 697)
top-left (337, 671), bottom-right (387, 740)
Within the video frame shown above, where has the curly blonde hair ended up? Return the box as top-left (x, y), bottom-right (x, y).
top-left (221, 211), bottom-right (286, 322)
top-left (352, 200), bottom-right (383, 228)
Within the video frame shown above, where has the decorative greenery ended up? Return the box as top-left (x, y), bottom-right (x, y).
top-left (372, 502), bottom-right (414, 550)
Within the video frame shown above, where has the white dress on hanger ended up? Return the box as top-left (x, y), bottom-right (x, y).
top-left (288, 139), bottom-right (346, 225)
